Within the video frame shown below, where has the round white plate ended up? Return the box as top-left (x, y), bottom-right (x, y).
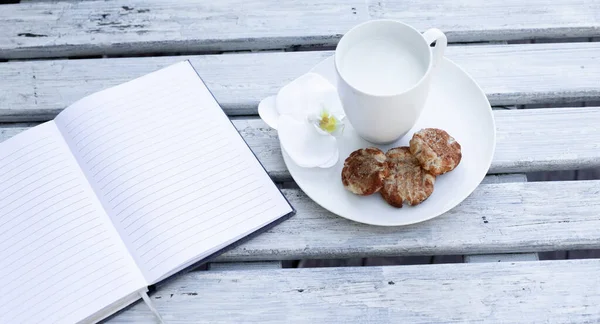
top-left (282, 56), bottom-right (496, 226)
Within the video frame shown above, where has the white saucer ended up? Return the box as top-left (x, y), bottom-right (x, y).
top-left (275, 55), bottom-right (495, 226)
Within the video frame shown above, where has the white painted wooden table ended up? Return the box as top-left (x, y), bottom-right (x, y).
top-left (1, 1), bottom-right (600, 323)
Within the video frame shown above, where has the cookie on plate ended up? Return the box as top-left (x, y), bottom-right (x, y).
top-left (409, 128), bottom-right (462, 176)
top-left (342, 147), bottom-right (388, 196)
top-left (381, 147), bottom-right (435, 208)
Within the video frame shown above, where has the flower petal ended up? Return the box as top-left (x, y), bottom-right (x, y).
top-left (321, 89), bottom-right (345, 116)
top-left (318, 149), bottom-right (339, 168)
top-left (275, 72), bottom-right (341, 120)
top-left (278, 115), bottom-right (338, 168)
top-left (257, 95), bottom-right (279, 129)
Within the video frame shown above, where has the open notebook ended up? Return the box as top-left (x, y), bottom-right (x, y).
top-left (0, 61), bottom-right (294, 323)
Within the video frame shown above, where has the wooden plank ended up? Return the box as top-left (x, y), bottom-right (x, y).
top-left (219, 180), bottom-right (600, 261)
top-left (1, 107), bottom-right (599, 180)
top-left (2, 43), bottom-right (600, 121)
top-left (492, 108), bottom-right (600, 174)
top-left (2, 0), bottom-right (599, 59)
top-left (465, 253), bottom-right (539, 263)
top-left (358, 175), bottom-right (527, 267)
top-left (480, 174), bottom-right (527, 184)
top-left (107, 259), bottom-right (600, 323)
top-left (466, 173), bottom-right (539, 263)
top-left (135, 178), bottom-right (600, 262)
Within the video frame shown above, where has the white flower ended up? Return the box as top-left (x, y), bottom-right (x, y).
top-left (258, 72), bottom-right (345, 168)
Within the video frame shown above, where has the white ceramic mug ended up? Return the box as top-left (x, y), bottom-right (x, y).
top-left (334, 19), bottom-right (447, 144)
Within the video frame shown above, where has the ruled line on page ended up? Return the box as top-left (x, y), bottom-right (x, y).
top-left (140, 188), bottom-right (267, 255)
top-left (90, 120), bottom-right (215, 175)
top-left (117, 160), bottom-right (246, 232)
top-left (63, 82), bottom-right (179, 130)
top-left (110, 147), bottom-right (237, 215)
top-left (135, 182), bottom-right (263, 253)
top-left (67, 86), bottom-right (183, 137)
top-left (86, 116), bottom-right (216, 170)
top-left (0, 237), bottom-right (112, 296)
top-left (49, 277), bottom-right (135, 324)
top-left (138, 186), bottom-right (266, 255)
top-left (0, 146), bottom-right (61, 183)
top-left (0, 172), bottom-right (77, 211)
top-left (74, 105), bottom-right (193, 150)
top-left (73, 97), bottom-right (199, 151)
top-left (17, 262), bottom-right (125, 310)
top-left (148, 203), bottom-right (276, 270)
top-left (71, 92), bottom-right (200, 150)
top-left (88, 118), bottom-right (216, 178)
top-left (78, 109), bottom-right (195, 160)
top-left (99, 137), bottom-right (229, 193)
top-left (0, 136), bottom-right (52, 165)
top-left (114, 153), bottom-right (241, 224)
top-left (129, 171), bottom-right (256, 246)
top-left (0, 167), bottom-right (73, 202)
top-left (128, 170), bottom-right (254, 241)
top-left (0, 139), bottom-right (55, 168)
top-left (0, 155), bottom-right (66, 189)
top-left (25, 260), bottom-right (127, 316)
top-left (0, 249), bottom-right (120, 308)
top-left (10, 267), bottom-right (129, 323)
top-left (0, 203), bottom-right (92, 248)
top-left (0, 188), bottom-right (83, 232)
top-left (84, 117), bottom-right (217, 167)
top-left (0, 219), bottom-right (102, 265)
top-left (113, 156), bottom-right (244, 225)
top-left (0, 163), bottom-right (71, 197)
top-left (76, 105), bottom-right (206, 163)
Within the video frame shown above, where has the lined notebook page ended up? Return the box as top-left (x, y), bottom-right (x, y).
top-left (55, 61), bottom-right (292, 284)
top-left (0, 122), bottom-right (146, 323)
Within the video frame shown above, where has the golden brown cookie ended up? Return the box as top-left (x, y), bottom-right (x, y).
top-left (381, 147), bottom-right (435, 208)
top-left (342, 147), bottom-right (388, 196)
top-left (409, 128), bottom-right (462, 176)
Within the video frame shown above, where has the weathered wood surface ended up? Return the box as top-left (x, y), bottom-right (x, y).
top-left (466, 174), bottom-right (540, 264)
top-left (2, 0), bottom-right (600, 59)
top-left (296, 174), bottom-right (528, 268)
top-left (465, 253), bottom-right (539, 263)
top-left (209, 180), bottom-right (600, 261)
top-left (156, 180), bottom-right (600, 261)
top-left (107, 259), bottom-right (600, 323)
top-left (1, 107), bottom-right (599, 180)
top-left (2, 43), bottom-right (600, 120)
top-left (480, 174), bottom-right (527, 184)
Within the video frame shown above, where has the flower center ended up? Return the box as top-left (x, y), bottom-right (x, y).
top-left (319, 111), bottom-right (339, 133)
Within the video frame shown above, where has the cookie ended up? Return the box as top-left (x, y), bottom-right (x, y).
top-left (381, 147), bottom-right (435, 208)
top-left (341, 147), bottom-right (388, 196)
top-left (409, 128), bottom-right (462, 176)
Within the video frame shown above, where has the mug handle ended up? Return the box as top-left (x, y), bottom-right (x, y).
top-left (422, 28), bottom-right (447, 68)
